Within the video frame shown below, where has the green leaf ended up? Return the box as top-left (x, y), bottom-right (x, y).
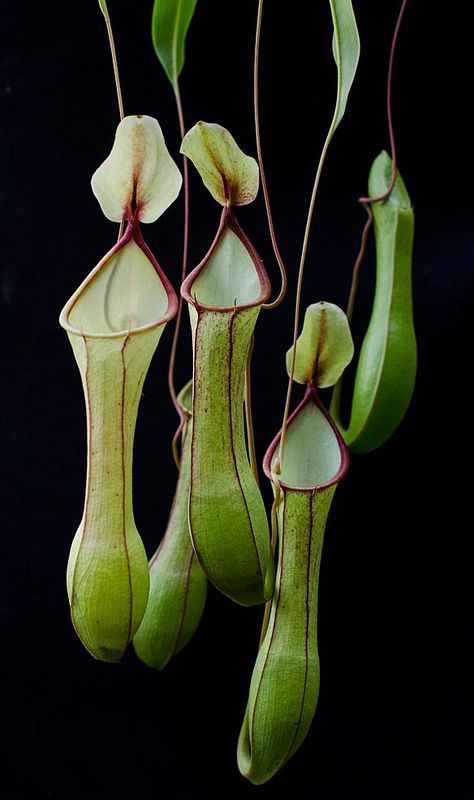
top-left (133, 382), bottom-right (207, 670)
top-left (59, 224), bottom-right (178, 662)
top-left (181, 122), bottom-right (259, 207)
top-left (91, 115), bottom-right (182, 224)
top-left (152, 0), bottom-right (198, 86)
top-left (331, 152), bottom-right (417, 453)
top-left (286, 301), bottom-right (354, 387)
top-left (238, 389), bottom-right (349, 783)
top-left (327, 0), bottom-right (360, 141)
top-left (181, 208), bottom-right (273, 606)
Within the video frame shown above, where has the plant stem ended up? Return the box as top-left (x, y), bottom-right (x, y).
top-left (167, 81), bottom-right (190, 421)
top-left (254, 0), bottom-right (287, 311)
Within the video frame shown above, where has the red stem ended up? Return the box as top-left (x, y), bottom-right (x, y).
top-left (254, 0), bottom-right (287, 310)
top-left (347, 0), bottom-right (410, 323)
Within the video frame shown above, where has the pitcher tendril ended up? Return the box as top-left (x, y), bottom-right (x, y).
top-left (98, 0), bottom-right (125, 244)
top-left (254, 0), bottom-right (287, 311)
top-left (278, 138), bottom-right (331, 469)
top-left (346, 0), bottom-right (410, 325)
top-left (278, 0), bottom-right (360, 470)
top-left (98, 0), bottom-right (125, 122)
top-left (167, 82), bottom-right (190, 421)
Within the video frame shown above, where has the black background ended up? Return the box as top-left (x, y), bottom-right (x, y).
top-left (1, 1), bottom-right (472, 798)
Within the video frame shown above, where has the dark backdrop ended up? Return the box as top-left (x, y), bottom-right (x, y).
top-left (1, 1), bottom-right (472, 798)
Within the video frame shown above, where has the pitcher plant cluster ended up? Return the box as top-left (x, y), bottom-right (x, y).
top-left (59, 0), bottom-right (416, 785)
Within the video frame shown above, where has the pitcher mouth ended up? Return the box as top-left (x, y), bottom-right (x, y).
top-left (59, 220), bottom-right (178, 339)
top-left (263, 384), bottom-right (350, 492)
top-left (181, 207), bottom-right (271, 313)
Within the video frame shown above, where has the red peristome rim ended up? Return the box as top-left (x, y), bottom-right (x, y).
top-left (181, 206), bottom-right (271, 312)
top-left (59, 219), bottom-right (178, 338)
top-left (263, 384), bottom-right (350, 492)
